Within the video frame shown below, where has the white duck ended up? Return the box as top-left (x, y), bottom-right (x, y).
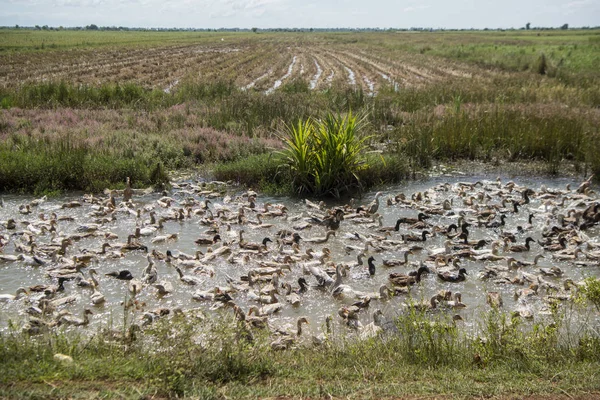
top-left (0, 287), bottom-right (28, 302)
top-left (59, 309), bottom-right (93, 326)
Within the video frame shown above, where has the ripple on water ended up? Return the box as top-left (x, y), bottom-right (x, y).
top-left (0, 174), bottom-right (599, 337)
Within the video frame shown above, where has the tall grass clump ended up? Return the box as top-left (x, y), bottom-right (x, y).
top-left (10, 81), bottom-right (156, 109)
top-left (174, 79), bottom-right (237, 102)
top-left (587, 133), bottom-right (600, 180)
top-left (277, 112), bottom-right (371, 197)
top-left (213, 152), bottom-right (408, 196)
top-left (535, 53), bottom-right (548, 75)
top-left (579, 277), bottom-right (600, 312)
top-left (392, 307), bottom-right (467, 366)
top-left (0, 80), bottom-right (245, 110)
top-left (390, 105), bottom-right (593, 172)
top-left (0, 136), bottom-right (167, 194)
top-left (213, 153), bottom-right (292, 195)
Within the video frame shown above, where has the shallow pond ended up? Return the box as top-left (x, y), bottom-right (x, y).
top-left (1, 173), bottom-right (599, 338)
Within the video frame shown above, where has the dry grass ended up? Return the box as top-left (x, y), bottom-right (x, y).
top-left (0, 29), bottom-right (598, 193)
top-left (2, 30), bottom-right (596, 99)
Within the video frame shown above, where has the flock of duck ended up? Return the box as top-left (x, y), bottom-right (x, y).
top-left (1, 174), bottom-right (599, 348)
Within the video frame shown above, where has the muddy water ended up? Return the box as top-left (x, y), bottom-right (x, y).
top-left (363, 75), bottom-right (375, 96)
top-left (243, 70), bottom-right (271, 91)
top-left (309, 59), bottom-right (322, 90)
top-left (344, 66), bottom-right (356, 86)
top-left (266, 55), bottom-right (297, 94)
top-left (1, 175), bottom-right (599, 338)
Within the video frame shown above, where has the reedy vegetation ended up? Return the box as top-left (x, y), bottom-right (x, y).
top-left (1, 82), bottom-right (598, 194)
top-left (2, 284), bottom-right (600, 398)
top-left (0, 30), bottom-right (598, 194)
top-left (1, 29), bottom-right (600, 399)
top-left (277, 112), bottom-right (372, 196)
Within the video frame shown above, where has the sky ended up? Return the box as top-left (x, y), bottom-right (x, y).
top-left (1, 0), bottom-right (599, 29)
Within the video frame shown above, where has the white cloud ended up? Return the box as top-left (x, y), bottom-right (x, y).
top-left (404, 4), bottom-right (430, 12)
top-left (1, 0), bottom-right (598, 29)
top-left (6, 0), bottom-right (45, 5)
top-left (54, 0), bottom-right (103, 7)
top-left (563, 0), bottom-right (592, 8)
top-left (207, 0), bottom-right (285, 19)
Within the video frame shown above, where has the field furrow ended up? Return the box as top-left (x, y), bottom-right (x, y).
top-left (266, 55), bottom-right (297, 94)
top-left (248, 49), bottom-right (292, 92)
top-left (309, 57), bottom-right (323, 89)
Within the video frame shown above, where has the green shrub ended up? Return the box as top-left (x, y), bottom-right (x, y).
top-left (580, 277), bottom-right (600, 312)
top-left (277, 112), bottom-right (371, 197)
top-left (535, 53), bottom-right (548, 75)
top-left (213, 153), bottom-right (291, 195)
top-left (149, 161), bottom-right (170, 191)
top-left (0, 137), bottom-right (164, 194)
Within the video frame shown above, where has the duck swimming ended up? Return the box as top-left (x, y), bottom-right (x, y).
top-left (364, 192), bottom-right (383, 215)
top-left (367, 256), bottom-right (377, 276)
top-left (402, 231), bottom-right (431, 242)
top-left (389, 264), bottom-right (429, 287)
top-left (509, 237), bottom-right (536, 252)
top-left (437, 268), bottom-right (468, 283)
top-left (105, 270), bottom-right (134, 280)
top-left (174, 266), bottom-right (205, 286)
top-left (0, 287), bottom-right (28, 302)
top-left (58, 308), bottom-right (93, 327)
top-left (239, 230), bottom-right (272, 250)
top-left (1, 174), bottom-right (599, 352)
top-left (270, 316), bottom-right (310, 350)
top-left (382, 250), bottom-right (413, 267)
top-left (304, 230), bottom-right (336, 244)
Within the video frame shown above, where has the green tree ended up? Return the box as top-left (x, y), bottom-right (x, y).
top-left (526, 22), bottom-right (531, 30)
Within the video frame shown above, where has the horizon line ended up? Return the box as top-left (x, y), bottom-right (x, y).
top-left (3, 25), bottom-right (599, 31)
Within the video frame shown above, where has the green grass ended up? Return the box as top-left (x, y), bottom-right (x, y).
top-left (0, 84), bottom-right (598, 194)
top-left (390, 104), bottom-right (598, 173)
top-left (0, 29), bottom-right (248, 52)
top-left (276, 112), bottom-right (373, 197)
top-left (0, 29), bottom-right (599, 194)
top-left (213, 152), bottom-right (409, 196)
top-left (0, 80), bottom-right (238, 110)
top-left (368, 29), bottom-right (600, 77)
top-left (2, 303), bottom-right (600, 399)
top-left (0, 139), bottom-right (168, 194)
top-left (428, 34), bottom-right (600, 76)
top-left (212, 153), bottom-right (291, 194)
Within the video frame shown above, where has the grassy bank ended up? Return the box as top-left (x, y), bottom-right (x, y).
top-left (2, 74), bottom-right (599, 111)
top-left (0, 29), bottom-right (598, 194)
top-left (212, 152), bottom-right (410, 195)
top-left (2, 82), bottom-right (598, 195)
top-left (0, 137), bottom-right (170, 193)
top-left (2, 303), bottom-right (600, 399)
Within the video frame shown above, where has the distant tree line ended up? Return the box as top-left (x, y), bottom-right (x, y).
top-left (521, 22), bottom-right (570, 30)
top-left (2, 24), bottom-right (598, 32)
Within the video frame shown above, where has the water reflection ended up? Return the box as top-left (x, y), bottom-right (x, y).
top-left (1, 174), bottom-right (599, 338)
